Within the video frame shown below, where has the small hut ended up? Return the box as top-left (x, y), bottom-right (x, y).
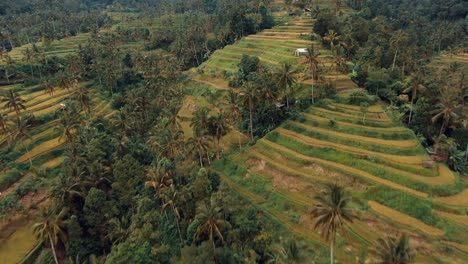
top-left (295, 48), bottom-right (309, 56)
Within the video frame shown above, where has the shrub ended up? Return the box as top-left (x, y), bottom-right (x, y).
top-left (0, 168), bottom-right (23, 191)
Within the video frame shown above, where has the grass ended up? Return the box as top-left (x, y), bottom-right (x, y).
top-left (16, 137), bottom-right (64, 163)
top-left (259, 138), bottom-right (429, 197)
top-left (276, 127), bottom-right (427, 165)
top-left (0, 222), bottom-right (39, 264)
top-left (283, 122), bottom-right (423, 155)
top-left (308, 107), bottom-right (392, 125)
top-left (293, 115), bottom-right (416, 140)
top-left (368, 201), bottom-right (445, 236)
top-left (441, 241), bottom-right (468, 254)
top-left (434, 211), bottom-right (468, 227)
top-left (434, 189), bottom-right (468, 207)
top-left (304, 109), bottom-right (393, 128)
top-left (266, 132), bottom-right (457, 193)
top-left (300, 112), bottom-right (407, 132)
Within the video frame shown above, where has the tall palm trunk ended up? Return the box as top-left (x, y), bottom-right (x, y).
top-left (199, 150), bottom-right (204, 168)
top-left (408, 97), bottom-right (414, 126)
top-left (392, 47), bottom-right (399, 70)
top-left (310, 65), bottom-right (315, 104)
top-left (238, 131), bottom-right (242, 152)
top-left (330, 239), bottom-right (334, 264)
top-left (5, 68), bottom-right (9, 83)
top-left (49, 233), bottom-right (59, 264)
top-left (249, 100), bottom-right (253, 139)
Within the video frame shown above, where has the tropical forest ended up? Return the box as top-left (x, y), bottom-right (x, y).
top-left (0, 0), bottom-right (467, 263)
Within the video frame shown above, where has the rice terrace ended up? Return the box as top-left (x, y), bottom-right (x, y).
top-left (0, 0), bottom-right (467, 263)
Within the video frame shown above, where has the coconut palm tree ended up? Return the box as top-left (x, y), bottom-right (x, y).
top-left (21, 47), bottom-right (35, 78)
top-left (195, 196), bottom-right (231, 251)
top-left (1, 90), bottom-right (26, 123)
top-left (403, 71), bottom-right (425, 125)
top-left (240, 82), bottom-right (258, 139)
top-left (11, 115), bottom-right (33, 165)
top-left (145, 161), bottom-right (174, 201)
top-left (55, 103), bottom-right (82, 143)
top-left (190, 107), bottom-right (210, 136)
top-left (224, 90), bottom-right (243, 151)
top-left (390, 30), bottom-right (407, 70)
top-left (323, 30), bottom-right (340, 48)
top-left (310, 183), bottom-right (358, 264)
top-left (148, 127), bottom-right (185, 160)
top-left (0, 51), bottom-right (14, 83)
top-left (431, 90), bottom-right (461, 137)
top-left (375, 234), bottom-right (413, 264)
top-left (33, 204), bottom-right (68, 264)
top-left (275, 62), bottom-right (297, 108)
top-left (43, 78), bottom-right (55, 95)
top-left (72, 85), bottom-right (92, 113)
top-left (208, 111), bottom-right (230, 146)
top-left (161, 184), bottom-right (190, 243)
top-left (188, 134), bottom-right (210, 167)
top-left (302, 45), bottom-right (321, 104)
top-left (0, 112), bottom-right (11, 135)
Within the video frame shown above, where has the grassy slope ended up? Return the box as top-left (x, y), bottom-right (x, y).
top-left (199, 2), bottom-right (467, 263)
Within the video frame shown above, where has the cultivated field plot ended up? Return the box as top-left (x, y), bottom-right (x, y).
top-left (190, 2), bottom-right (468, 262)
top-left (215, 94), bottom-right (467, 262)
top-left (189, 10), bottom-right (359, 93)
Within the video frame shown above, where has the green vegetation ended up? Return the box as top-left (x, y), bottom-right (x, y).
top-left (0, 0), bottom-right (467, 263)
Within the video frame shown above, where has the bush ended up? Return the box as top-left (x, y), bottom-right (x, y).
top-left (0, 168), bottom-right (23, 191)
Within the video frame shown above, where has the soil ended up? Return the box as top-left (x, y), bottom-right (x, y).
top-left (304, 163), bottom-right (368, 191)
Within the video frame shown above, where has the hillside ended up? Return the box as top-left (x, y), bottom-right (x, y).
top-left (0, 0), bottom-right (466, 263)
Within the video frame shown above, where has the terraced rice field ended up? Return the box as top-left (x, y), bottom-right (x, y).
top-left (215, 92), bottom-right (467, 261)
top-left (206, 4), bottom-right (467, 262)
top-left (189, 6), bottom-right (359, 93)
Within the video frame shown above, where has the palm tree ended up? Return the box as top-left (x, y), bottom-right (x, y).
top-left (403, 71), bottom-right (425, 125)
top-left (33, 204), bottom-right (68, 264)
top-left (1, 90), bottom-right (26, 123)
top-left (275, 62), bottom-right (297, 108)
top-left (190, 107), bottom-right (210, 136)
top-left (148, 127), bottom-right (185, 160)
top-left (55, 102), bottom-right (82, 143)
top-left (195, 196), bottom-right (231, 251)
top-left (43, 78), bottom-right (55, 95)
top-left (208, 111), bottom-right (230, 147)
top-left (21, 47), bottom-right (35, 78)
top-left (0, 51), bottom-right (14, 83)
top-left (72, 86), bottom-right (92, 113)
top-left (375, 234), bottom-right (413, 264)
top-left (224, 90), bottom-right (243, 151)
top-left (323, 30), bottom-right (340, 48)
top-left (161, 184), bottom-right (189, 243)
top-left (310, 183), bottom-right (358, 264)
top-left (431, 90), bottom-right (461, 137)
top-left (390, 30), bottom-right (407, 71)
top-left (11, 116), bottom-right (33, 165)
top-left (0, 112), bottom-right (11, 135)
top-left (302, 45), bottom-right (321, 104)
top-left (145, 161), bottom-right (174, 201)
top-left (241, 82), bottom-right (258, 139)
top-left (188, 134), bottom-right (210, 167)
